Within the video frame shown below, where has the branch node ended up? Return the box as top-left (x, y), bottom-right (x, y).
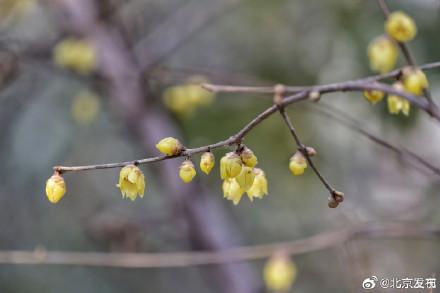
top-left (308, 90), bottom-right (321, 103)
top-left (273, 84), bottom-right (285, 108)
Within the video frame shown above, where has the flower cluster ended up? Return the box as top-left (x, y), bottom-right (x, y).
top-left (368, 11), bottom-right (416, 74)
top-left (45, 136), bottom-right (320, 205)
top-left (220, 147), bottom-right (268, 205)
top-left (365, 11), bottom-right (428, 116)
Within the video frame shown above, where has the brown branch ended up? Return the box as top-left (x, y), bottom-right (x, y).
top-left (54, 78), bottom-right (440, 173)
top-left (0, 223), bottom-right (438, 268)
top-left (278, 107), bottom-right (336, 194)
top-left (310, 103), bottom-right (440, 178)
top-left (202, 61), bottom-right (440, 95)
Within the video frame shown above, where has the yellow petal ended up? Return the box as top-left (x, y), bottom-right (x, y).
top-left (367, 35), bottom-right (398, 73)
top-left (385, 11), bottom-right (417, 42)
top-left (179, 160), bottom-right (196, 183)
top-left (156, 137), bottom-right (183, 156)
top-left (220, 152), bottom-right (242, 179)
top-left (289, 152), bottom-right (307, 176)
top-left (200, 152), bottom-right (215, 175)
top-left (235, 166), bottom-right (256, 191)
top-left (45, 174), bottom-right (66, 204)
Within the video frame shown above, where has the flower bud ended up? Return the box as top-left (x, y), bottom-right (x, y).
top-left (247, 168), bottom-right (268, 200)
top-left (402, 68), bottom-right (428, 96)
top-left (235, 166), bottom-right (256, 191)
top-left (305, 146), bottom-right (317, 157)
top-left (240, 147), bottom-right (258, 167)
top-left (308, 91), bottom-right (321, 102)
top-left (162, 76), bottom-right (215, 117)
top-left (45, 173), bottom-right (66, 204)
top-left (263, 252), bottom-right (297, 292)
top-left (385, 11), bottom-right (417, 42)
top-left (328, 197), bottom-right (339, 208)
top-left (387, 82), bottom-right (410, 116)
top-left (363, 90), bottom-right (385, 105)
top-left (220, 152), bottom-right (243, 179)
top-left (200, 151), bottom-right (215, 175)
top-left (333, 190), bottom-right (344, 203)
top-left (222, 178), bottom-right (244, 205)
top-left (179, 160), bottom-right (196, 183)
top-left (53, 37), bottom-right (97, 75)
top-left (367, 35), bottom-right (398, 73)
top-left (156, 137), bottom-right (183, 156)
top-left (289, 151), bottom-right (307, 176)
top-left (117, 165), bottom-right (145, 201)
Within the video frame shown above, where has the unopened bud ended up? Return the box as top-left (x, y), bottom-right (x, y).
top-left (179, 160), bottom-right (197, 183)
top-left (273, 84), bottom-right (285, 106)
top-left (156, 137), bottom-right (183, 156)
top-left (308, 91), bottom-right (320, 102)
top-left (45, 173), bottom-right (66, 204)
top-left (333, 190), bottom-right (344, 203)
top-left (240, 147), bottom-right (258, 167)
top-left (328, 197), bottom-right (339, 208)
top-left (305, 146), bottom-right (317, 157)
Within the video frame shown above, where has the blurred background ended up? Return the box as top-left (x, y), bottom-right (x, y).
top-left (1, 0), bottom-right (440, 292)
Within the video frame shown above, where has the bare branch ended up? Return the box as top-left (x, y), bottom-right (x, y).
top-left (278, 107), bottom-right (337, 194)
top-left (54, 76), bottom-right (440, 173)
top-left (202, 61), bottom-right (440, 95)
top-left (310, 103), bottom-right (440, 177)
top-left (0, 223), bottom-right (438, 268)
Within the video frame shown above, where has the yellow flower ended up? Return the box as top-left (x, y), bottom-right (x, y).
top-left (162, 75), bottom-right (215, 117)
top-left (220, 152), bottom-right (242, 179)
top-left (289, 151), bottom-right (307, 176)
top-left (240, 147), bottom-right (258, 167)
top-left (156, 137), bottom-right (183, 156)
top-left (247, 168), bottom-right (268, 200)
top-left (235, 166), bottom-right (256, 191)
top-left (385, 11), bottom-right (417, 42)
top-left (367, 35), bottom-right (398, 73)
top-left (179, 160), bottom-right (196, 183)
top-left (264, 253), bottom-right (297, 292)
top-left (45, 173), bottom-right (66, 204)
top-left (363, 90), bottom-right (385, 105)
top-left (222, 178), bottom-right (244, 205)
top-left (387, 82), bottom-right (410, 116)
top-left (163, 86), bottom-right (195, 117)
top-left (200, 152), bottom-right (215, 175)
top-left (402, 68), bottom-right (428, 96)
top-left (53, 37), bottom-right (97, 75)
top-left (71, 91), bottom-right (100, 125)
top-left (117, 165), bottom-right (145, 201)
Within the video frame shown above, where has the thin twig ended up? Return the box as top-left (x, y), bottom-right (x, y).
top-left (202, 61), bottom-right (440, 95)
top-left (278, 107), bottom-right (335, 193)
top-left (0, 223), bottom-right (438, 268)
top-left (310, 103), bottom-right (440, 177)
